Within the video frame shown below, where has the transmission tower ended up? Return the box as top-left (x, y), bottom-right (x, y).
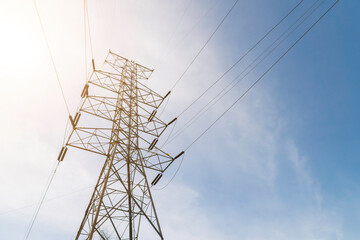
top-left (58, 51), bottom-right (183, 240)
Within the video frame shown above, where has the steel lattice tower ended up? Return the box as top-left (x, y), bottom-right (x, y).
top-left (58, 51), bottom-right (182, 240)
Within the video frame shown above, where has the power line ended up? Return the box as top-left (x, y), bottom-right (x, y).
top-left (85, 0), bottom-right (94, 59)
top-left (158, 0), bottom-right (239, 118)
top-left (1, 185), bottom-right (92, 216)
top-left (166, 0), bottom-right (323, 145)
top-left (153, 0), bottom-right (223, 74)
top-left (154, 0), bottom-right (193, 68)
top-left (23, 162), bottom-right (60, 240)
top-left (32, 0), bottom-right (70, 115)
top-left (25, 0), bottom-right (75, 238)
top-left (153, 4), bottom-right (320, 184)
top-left (177, 0), bottom-right (305, 118)
top-left (184, 0), bottom-right (339, 151)
top-left (170, 0), bottom-right (240, 91)
top-left (154, 0), bottom-right (317, 183)
top-left (152, 152), bottom-right (186, 191)
top-left (84, 0), bottom-right (88, 82)
top-left (84, 0), bottom-right (94, 82)
top-left (164, 0), bottom-right (221, 60)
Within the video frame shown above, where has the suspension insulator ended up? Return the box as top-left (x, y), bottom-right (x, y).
top-left (151, 173), bottom-right (163, 186)
top-left (57, 146), bottom-right (68, 162)
top-left (69, 112), bottom-right (81, 128)
top-left (148, 109), bottom-right (157, 122)
top-left (163, 91), bottom-right (171, 99)
top-left (92, 59), bottom-right (95, 71)
top-left (173, 151), bottom-right (185, 160)
top-left (167, 117), bottom-right (177, 126)
top-left (74, 112), bottom-right (81, 125)
top-left (148, 138), bottom-right (158, 150)
top-left (81, 84), bottom-right (89, 98)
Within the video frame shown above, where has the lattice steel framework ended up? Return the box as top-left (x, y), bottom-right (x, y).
top-left (58, 51), bottom-right (182, 240)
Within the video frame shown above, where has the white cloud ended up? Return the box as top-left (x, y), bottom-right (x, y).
top-left (286, 139), bottom-right (323, 207)
top-left (155, 183), bottom-right (236, 240)
top-left (0, 0), bottom-right (345, 239)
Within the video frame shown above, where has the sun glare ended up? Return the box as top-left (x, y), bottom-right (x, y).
top-left (0, 0), bottom-right (46, 77)
top-left (0, 22), bottom-right (44, 73)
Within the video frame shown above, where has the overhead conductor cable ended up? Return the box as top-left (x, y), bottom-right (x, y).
top-left (184, 0), bottom-right (339, 151)
top-left (167, 0), bottom-right (324, 144)
top-left (177, 0), bottom-right (306, 118)
top-left (159, 0), bottom-right (240, 116)
top-left (24, 0), bottom-right (75, 239)
top-left (155, 0), bottom-right (338, 188)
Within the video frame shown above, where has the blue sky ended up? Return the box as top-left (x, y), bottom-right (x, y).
top-left (0, 0), bottom-right (359, 239)
top-left (274, 1), bottom-right (360, 237)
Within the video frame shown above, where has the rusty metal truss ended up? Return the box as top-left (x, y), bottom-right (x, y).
top-left (59, 51), bottom-right (182, 240)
